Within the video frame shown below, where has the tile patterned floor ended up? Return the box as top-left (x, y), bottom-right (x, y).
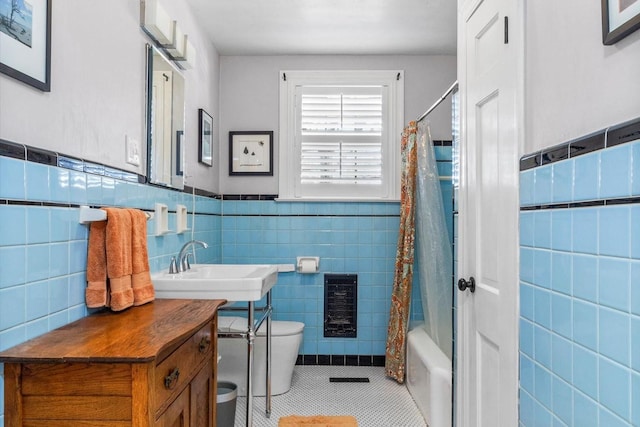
top-left (230, 366), bottom-right (427, 427)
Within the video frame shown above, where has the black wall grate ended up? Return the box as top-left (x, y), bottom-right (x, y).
top-left (324, 274), bottom-right (357, 338)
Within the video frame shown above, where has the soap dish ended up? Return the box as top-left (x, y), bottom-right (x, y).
top-left (154, 203), bottom-right (171, 235)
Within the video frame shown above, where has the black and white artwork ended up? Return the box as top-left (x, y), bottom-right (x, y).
top-left (229, 131), bottom-right (273, 176)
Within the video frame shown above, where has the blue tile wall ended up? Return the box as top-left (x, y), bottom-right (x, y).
top-left (221, 200), bottom-right (399, 356)
top-left (0, 153), bottom-right (222, 424)
top-left (519, 138), bottom-right (640, 426)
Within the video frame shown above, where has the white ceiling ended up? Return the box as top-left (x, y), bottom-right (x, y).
top-left (185, 0), bottom-right (457, 56)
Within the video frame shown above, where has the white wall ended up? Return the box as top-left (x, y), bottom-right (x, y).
top-left (218, 55), bottom-right (457, 195)
top-left (525, 0), bottom-right (640, 153)
top-left (0, 0), bottom-right (220, 193)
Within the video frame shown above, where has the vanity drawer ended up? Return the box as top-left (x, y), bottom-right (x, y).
top-left (154, 321), bottom-right (213, 414)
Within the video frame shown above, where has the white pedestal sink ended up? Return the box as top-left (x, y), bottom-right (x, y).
top-left (151, 263), bottom-right (279, 427)
top-left (151, 263), bottom-right (278, 301)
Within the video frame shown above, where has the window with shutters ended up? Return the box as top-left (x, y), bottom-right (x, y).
top-left (279, 70), bottom-right (404, 200)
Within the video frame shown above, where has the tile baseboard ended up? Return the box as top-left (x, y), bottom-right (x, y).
top-left (296, 354), bottom-right (385, 367)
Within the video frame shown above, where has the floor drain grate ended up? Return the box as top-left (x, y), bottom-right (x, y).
top-left (329, 377), bottom-right (370, 383)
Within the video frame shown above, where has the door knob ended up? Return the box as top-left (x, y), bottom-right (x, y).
top-left (458, 277), bottom-right (476, 293)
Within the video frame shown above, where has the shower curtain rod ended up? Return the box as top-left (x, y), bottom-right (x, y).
top-left (416, 80), bottom-right (459, 123)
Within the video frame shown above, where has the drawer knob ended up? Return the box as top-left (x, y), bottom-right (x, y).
top-left (164, 367), bottom-right (180, 390)
top-left (199, 336), bottom-right (212, 353)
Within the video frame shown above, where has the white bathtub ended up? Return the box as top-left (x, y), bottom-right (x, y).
top-left (406, 324), bottom-right (452, 427)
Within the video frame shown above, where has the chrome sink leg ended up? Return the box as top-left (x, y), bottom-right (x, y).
top-left (246, 301), bottom-right (255, 427)
top-left (266, 290), bottom-right (272, 417)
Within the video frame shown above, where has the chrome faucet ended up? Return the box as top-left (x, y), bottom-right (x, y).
top-left (175, 240), bottom-right (208, 272)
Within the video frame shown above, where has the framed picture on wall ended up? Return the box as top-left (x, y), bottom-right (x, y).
top-left (602, 0), bottom-right (640, 44)
top-left (229, 131), bottom-right (274, 176)
top-left (198, 109), bottom-right (213, 166)
top-left (0, 0), bottom-right (51, 91)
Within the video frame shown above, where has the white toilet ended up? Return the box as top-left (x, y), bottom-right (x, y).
top-left (217, 316), bottom-right (304, 397)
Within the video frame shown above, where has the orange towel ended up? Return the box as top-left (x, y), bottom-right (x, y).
top-left (129, 209), bottom-right (155, 306)
top-left (85, 217), bottom-right (108, 308)
top-left (278, 415), bottom-right (358, 426)
top-left (103, 208), bottom-right (134, 311)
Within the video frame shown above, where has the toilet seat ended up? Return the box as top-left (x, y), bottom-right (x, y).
top-left (256, 320), bottom-right (304, 337)
top-left (218, 316), bottom-right (304, 337)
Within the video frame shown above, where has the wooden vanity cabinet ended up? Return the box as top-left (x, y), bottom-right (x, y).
top-left (0, 299), bottom-right (225, 427)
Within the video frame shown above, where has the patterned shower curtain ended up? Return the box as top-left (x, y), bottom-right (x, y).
top-left (385, 121), bottom-right (418, 383)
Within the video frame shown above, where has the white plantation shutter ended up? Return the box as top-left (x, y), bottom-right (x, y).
top-left (300, 87), bottom-right (383, 185)
top-left (279, 70), bottom-right (404, 200)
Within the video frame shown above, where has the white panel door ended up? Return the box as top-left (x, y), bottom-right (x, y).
top-left (457, 0), bottom-right (521, 425)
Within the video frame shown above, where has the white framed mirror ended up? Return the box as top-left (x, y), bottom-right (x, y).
top-left (145, 44), bottom-right (185, 189)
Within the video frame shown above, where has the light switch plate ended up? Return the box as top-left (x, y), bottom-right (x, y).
top-left (126, 135), bottom-right (141, 166)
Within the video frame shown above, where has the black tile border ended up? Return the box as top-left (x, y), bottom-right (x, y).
top-left (519, 116), bottom-right (640, 171)
top-left (331, 355), bottom-right (345, 365)
top-left (433, 140), bottom-right (453, 147)
top-left (184, 186), bottom-right (221, 199)
top-left (568, 132), bottom-right (606, 158)
top-left (6, 200), bottom-right (74, 208)
top-left (519, 154), bottom-right (541, 171)
top-left (345, 354), bottom-right (359, 366)
top-left (296, 354), bottom-right (386, 367)
top-left (541, 145), bottom-right (569, 165)
top-left (608, 119), bottom-right (640, 148)
top-left (27, 146), bottom-right (57, 166)
top-left (318, 355), bottom-right (331, 365)
top-left (0, 139), bottom-right (26, 160)
top-left (221, 194), bottom-right (278, 201)
top-left (520, 196), bottom-right (640, 211)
